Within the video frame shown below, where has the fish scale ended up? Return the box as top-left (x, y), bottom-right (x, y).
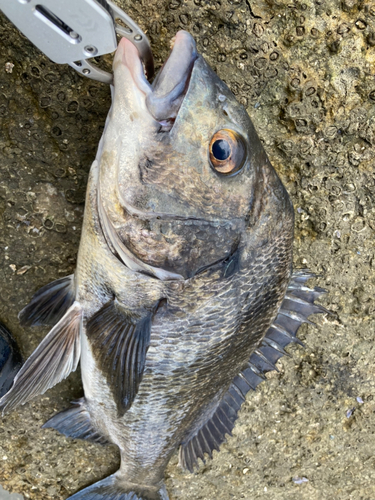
top-left (115, 264), bottom-right (289, 468)
top-left (0, 31), bottom-right (329, 500)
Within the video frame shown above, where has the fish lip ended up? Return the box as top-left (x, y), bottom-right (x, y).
top-left (146, 31), bottom-right (198, 123)
top-left (114, 37), bottom-right (152, 96)
top-left (115, 31), bottom-right (198, 125)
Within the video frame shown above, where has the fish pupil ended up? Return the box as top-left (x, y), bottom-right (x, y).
top-left (212, 139), bottom-right (230, 160)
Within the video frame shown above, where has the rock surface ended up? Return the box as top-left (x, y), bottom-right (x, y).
top-left (0, 0), bottom-right (374, 499)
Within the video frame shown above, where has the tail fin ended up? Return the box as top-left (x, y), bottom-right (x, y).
top-left (67, 474), bottom-right (169, 500)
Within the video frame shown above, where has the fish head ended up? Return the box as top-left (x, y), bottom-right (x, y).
top-left (98, 31), bottom-right (293, 280)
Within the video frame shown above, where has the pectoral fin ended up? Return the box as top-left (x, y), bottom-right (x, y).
top-left (19, 275), bottom-right (76, 327)
top-left (0, 302), bottom-right (82, 415)
top-left (87, 301), bottom-right (154, 417)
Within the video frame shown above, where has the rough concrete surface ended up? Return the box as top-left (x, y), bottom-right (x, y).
top-left (0, 0), bottom-right (374, 499)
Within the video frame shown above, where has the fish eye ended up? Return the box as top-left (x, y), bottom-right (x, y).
top-left (212, 139), bottom-right (231, 161)
top-left (209, 129), bottom-right (246, 176)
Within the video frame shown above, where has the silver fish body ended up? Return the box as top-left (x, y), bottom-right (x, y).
top-left (0, 31), bottom-right (327, 500)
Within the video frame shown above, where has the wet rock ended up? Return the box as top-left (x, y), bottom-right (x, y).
top-left (0, 0), bottom-right (375, 499)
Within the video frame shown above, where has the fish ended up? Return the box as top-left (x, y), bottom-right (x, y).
top-left (0, 322), bottom-right (23, 398)
top-left (0, 30), bottom-right (328, 500)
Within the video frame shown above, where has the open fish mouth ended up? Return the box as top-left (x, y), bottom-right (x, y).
top-left (111, 31), bottom-right (234, 224)
top-left (116, 30), bottom-right (198, 132)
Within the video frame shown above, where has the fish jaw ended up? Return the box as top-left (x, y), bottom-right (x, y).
top-left (146, 30), bottom-right (198, 124)
top-left (113, 36), bottom-right (153, 98)
top-left (113, 31), bottom-right (198, 126)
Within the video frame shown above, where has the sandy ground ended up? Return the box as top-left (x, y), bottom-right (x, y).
top-left (0, 0), bottom-right (374, 499)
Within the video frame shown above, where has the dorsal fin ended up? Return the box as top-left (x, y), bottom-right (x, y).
top-left (179, 270), bottom-right (329, 472)
top-left (87, 301), bottom-right (154, 417)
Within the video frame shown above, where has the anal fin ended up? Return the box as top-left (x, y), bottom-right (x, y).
top-left (179, 269), bottom-right (329, 472)
top-left (0, 302), bottom-right (82, 415)
top-left (43, 398), bottom-right (108, 444)
top-left (19, 274), bottom-right (76, 327)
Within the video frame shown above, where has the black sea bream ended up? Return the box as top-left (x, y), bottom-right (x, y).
top-left (0, 323), bottom-right (22, 398)
top-left (0, 31), bottom-right (327, 500)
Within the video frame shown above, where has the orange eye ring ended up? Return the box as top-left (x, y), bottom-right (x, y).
top-left (209, 129), bottom-right (246, 176)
